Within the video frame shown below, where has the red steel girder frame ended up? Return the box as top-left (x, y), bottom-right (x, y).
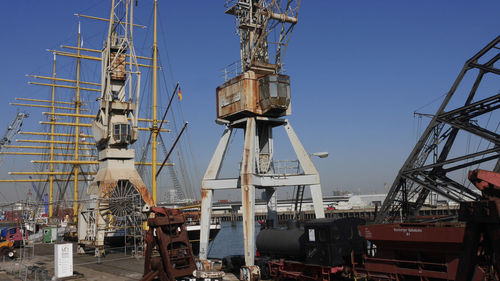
top-left (141, 207), bottom-right (196, 281)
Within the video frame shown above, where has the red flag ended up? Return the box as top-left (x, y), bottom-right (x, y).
top-left (178, 87), bottom-right (182, 101)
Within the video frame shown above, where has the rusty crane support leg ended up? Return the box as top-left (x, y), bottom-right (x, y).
top-left (199, 127), bottom-right (233, 260)
top-left (241, 117), bottom-right (257, 267)
top-left (199, 117), bottom-right (325, 281)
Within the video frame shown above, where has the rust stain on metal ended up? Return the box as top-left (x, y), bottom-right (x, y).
top-left (94, 166), bottom-right (155, 207)
top-left (240, 265), bottom-right (261, 281)
top-left (200, 189), bottom-right (211, 213)
top-left (110, 52), bottom-right (126, 80)
top-left (201, 189), bottom-right (210, 200)
top-left (239, 117), bottom-right (255, 266)
top-left (204, 165), bottom-right (217, 179)
top-left (216, 72), bottom-right (262, 121)
top-left (142, 207), bottom-right (196, 281)
top-left (131, 179), bottom-right (155, 207)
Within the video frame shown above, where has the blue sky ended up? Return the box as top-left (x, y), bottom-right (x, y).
top-left (0, 1), bottom-right (499, 201)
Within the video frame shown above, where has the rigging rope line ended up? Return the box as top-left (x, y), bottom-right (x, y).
top-left (154, 38), bottom-right (200, 200)
top-left (413, 92), bottom-right (448, 116)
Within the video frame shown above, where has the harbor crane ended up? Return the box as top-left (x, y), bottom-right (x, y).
top-left (199, 0), bottom-right (325, 278)
top-left (77, 0), bottom-right (154, 257)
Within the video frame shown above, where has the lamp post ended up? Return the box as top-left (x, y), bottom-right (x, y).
top-left (292, 151), bottom-right (329, 220)
top-left (311, 152), bottom-right (329, 159)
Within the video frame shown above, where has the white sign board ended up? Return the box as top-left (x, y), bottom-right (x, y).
top-left (51, 228), bottom-right (58, 242)
top-left (54, 243), bottom-right (73, 278)
top-left (308, 229), bottom-right (315, 242)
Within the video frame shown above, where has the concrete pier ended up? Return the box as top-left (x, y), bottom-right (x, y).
top-left (212, 205), bottom-right (460, 223)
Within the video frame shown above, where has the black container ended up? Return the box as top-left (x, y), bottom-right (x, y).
top-left (304, 218), bottom-right (366, 266)
top-left (256, 220), bottom-right (306, 260)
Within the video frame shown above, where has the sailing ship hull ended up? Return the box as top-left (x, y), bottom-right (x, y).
top-left (187, 224), bottom-right (221, 255)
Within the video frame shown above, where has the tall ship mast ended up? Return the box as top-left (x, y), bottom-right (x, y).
top-left (0, 0), bottom-right (200, 254)
top-left (2, 25), bottom-right (99, 220)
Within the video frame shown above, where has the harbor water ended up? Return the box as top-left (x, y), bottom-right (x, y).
top-left (206, 221), bottom-right (261, 259)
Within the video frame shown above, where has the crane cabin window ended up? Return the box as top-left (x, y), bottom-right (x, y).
top-left (258, 74), bottom-right (291, 115)
top-left (268, 76), bottom-right (278, 98)
top-left (278, 76), bottom-right (290, 98)
top-left (258, 75), bottom-right (291, 101)
top-left (113, 123), bottom-right (130, 143)
top-left (259, 79), bottom-right (269, 100)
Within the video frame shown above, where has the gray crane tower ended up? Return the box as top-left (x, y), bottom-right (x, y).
top-left (198, 0), bottom-right (325, 276)
top-left (78, 0), bottom-right (154, 257)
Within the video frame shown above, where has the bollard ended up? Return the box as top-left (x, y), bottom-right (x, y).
top-left (240, 265), bottom-right (261, 281)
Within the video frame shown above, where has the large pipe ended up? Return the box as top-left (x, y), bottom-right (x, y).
top-left (267, 12), bottom-right (297, 24)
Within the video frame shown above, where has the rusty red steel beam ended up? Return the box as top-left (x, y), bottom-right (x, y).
top-left (141, 207), bottom-right (196, 281)
top-left (455, 169), bottom-right (500, 281)
top-left (468, 169), bottom-right (500, 191)
top-left (354, 169), bottom-right (500, 280)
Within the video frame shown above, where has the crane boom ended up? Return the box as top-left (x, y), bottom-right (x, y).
top-left (0, 112), bottom-right (29, 151)
top-left (225, 0), bottom-right (301, 74)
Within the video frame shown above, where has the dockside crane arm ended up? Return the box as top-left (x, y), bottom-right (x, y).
top-left (226, 0), bottom-right (301, 73)
top-left (0, 112), bottom-right (29, 152)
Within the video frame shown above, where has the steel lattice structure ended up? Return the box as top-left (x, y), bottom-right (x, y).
top-left (376, 35), bottom-right (500, 224)
top-left (78, 0), bottom-right (153, 257)
top-left (225, 0), bottom-right (300, 73)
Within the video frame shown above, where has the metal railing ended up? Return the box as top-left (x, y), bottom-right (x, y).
top-left (221, 60), bottom-right (243, 81)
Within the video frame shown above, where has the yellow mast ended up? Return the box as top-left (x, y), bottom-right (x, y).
top-left (151, 0), bottom-right (159, 205)
top-left (73, 22), bottom-right (82, 221)
top-left (49, 54), bottom-right (56, 218)
top-left (4, 3), bottom-right (169, 211)
top-left (3, 145), bottom-right (93, 151)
